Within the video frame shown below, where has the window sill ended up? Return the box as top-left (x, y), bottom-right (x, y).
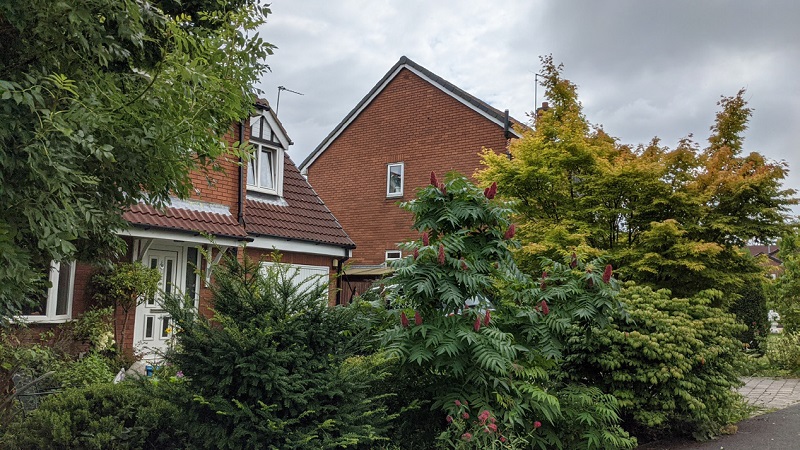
top-left (15, 316), bottom-right (71, 324)
top-left (247, 186), bottom-right (282, 197)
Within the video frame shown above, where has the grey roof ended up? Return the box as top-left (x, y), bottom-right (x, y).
top-left (299, 56), bottom-right (524, 171)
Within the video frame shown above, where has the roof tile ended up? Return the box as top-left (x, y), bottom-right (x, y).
top-left (123, 203), bottom-right (249, 239)
top-left (245, 155), bottom-right (355, 248)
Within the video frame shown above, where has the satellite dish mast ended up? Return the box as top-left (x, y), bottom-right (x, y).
top-left (276, 86), bottom-right (304, 114)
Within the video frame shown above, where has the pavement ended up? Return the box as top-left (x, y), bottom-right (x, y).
top-left (637, 377), bottom-right (800, 450)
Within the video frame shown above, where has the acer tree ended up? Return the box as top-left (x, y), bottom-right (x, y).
top-left (478, 56), bottom-right (797, 304)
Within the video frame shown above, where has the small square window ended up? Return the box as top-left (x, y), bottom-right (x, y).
top-left (387, 163), bottom-right (404, 197)
top-left (385, 250), bottom-right (402, 261)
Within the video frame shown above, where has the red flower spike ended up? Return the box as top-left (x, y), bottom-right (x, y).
top-left (446, 415), bottom-right (453, 423)
top-left (540, 271), bottom-right (547, 289)
top-left (570, 252), bottom-right (577, 268)
top-left (488, 423), bottom-right (498, 432)
top-left (430, 171), bottom-right (438, 187)
top-left (484, 310), bottom-right (491, 326)
top-left (474, 315), bottom-right (482, 332)
top-left (603, 264), bottom-right (613, 283)
top-left (504, 223), bottom-right (516, 239)
top-left (462, 412), bottom-right (470, 419)
top-left (455, 400), bottom-right (462, 407)
top-left (438, 243), bottom-right (445, 265)
top-left (413, 248), bottom-right (419, 260)
top-left (439, 183), bottom-right (447, 196)
top-left (400, 312), bottom-right (409, 328)
top-left (484, 182), bottom-right (497, 199)
top-left (540, 300), bottom-right (549, 316)
top-left (534, 421), bottom-right (542, 429)
top-left (414, 310), bottom-right (423, 326)
top-left (422, 231), bottom-right (429, 246)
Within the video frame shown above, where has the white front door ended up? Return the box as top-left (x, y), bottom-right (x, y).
top-left (134, 248), bottom-right (182, 360)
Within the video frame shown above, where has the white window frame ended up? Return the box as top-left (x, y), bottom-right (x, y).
top-left (247, 142), bottom-right (284, 196)
top-left (387, 162), bottom-right (404, 197)
top-left (385, 250), bottom-right (402, 261)
top-left (21, 261), bottom-right (75, 323)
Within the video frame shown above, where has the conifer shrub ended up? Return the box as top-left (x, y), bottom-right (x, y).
top-left (1, 381), bottom-right (184, 449)
top-left (561, 284), bottom-right (748, 441)
top-left (162, 253), bottom-right (395, 449)
top-left (729, 279), bottom-right (769, 350)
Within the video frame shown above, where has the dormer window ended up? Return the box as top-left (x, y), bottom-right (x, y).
top-left (247, 143), bottom-right (282, 194)
top-left (248, 113), bottom-right (285, 196)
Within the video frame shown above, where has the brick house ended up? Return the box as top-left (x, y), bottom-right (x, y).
top-left (299, 56), bottom-right (521, 302)
top-left (21, 99), bottom-right (354, 358)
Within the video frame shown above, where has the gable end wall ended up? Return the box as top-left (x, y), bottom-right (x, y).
top-left (306, 68), bottom-right (510, 266)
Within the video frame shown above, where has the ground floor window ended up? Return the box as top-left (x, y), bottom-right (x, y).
top-left (21, 261), bottom-right (75, 322)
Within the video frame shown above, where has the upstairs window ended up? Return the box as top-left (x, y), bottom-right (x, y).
top-left (21, 261), bottom-right (74, 322)
top-left (248, 114), bottom-right (284, 196)
top-left (387, 162), bottom-right (404, 197)
top-left (247, 143), bottom-right (282, 193)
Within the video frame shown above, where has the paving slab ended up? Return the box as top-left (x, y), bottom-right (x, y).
top-left (738, 377), bottom-right (800, 410)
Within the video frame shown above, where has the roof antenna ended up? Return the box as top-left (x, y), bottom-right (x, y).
top-left (276, 86), bottom-right (304, 114)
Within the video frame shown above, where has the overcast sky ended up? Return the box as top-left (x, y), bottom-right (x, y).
top-left (255, 0), bottom-right (800, 217)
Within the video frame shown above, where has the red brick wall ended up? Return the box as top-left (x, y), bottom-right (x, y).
top-left (187, 123), bottom-right (247, 216)
top-left (306, 68), bottom-right (510, 266)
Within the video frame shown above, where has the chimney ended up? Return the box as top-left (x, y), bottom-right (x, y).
top-left (535, 102), bottom-right (550, 117)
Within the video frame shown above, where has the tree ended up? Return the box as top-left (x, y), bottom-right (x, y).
top-left (0, 0), bottom-right (273, 322)
top-left (477, 56), bottom-right (796, 304)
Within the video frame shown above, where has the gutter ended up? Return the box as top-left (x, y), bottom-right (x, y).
top-left (335, 252), bottom-right (350, 306)
top-left (238, 120), bottom-right (245, 225)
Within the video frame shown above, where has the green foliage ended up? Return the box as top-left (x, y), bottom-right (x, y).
top-left (92, 262), bottom-right (160, 349)
top-left (477, 57), bottom-right (796, 303)
top-left (762, 332), bottom-right (800, 373)
top-left (55, 352), bottom-right (116, 390)
top-left (69, 307), bottom-right (116, 352)
top-left (0, 0), bottom-right (273, 322)
top-left (379, 174), bottom-right (635, 449)
top-left (771, 229), bottom-right (800, 332)
top-left (562, 283), bottom-right (748, 441)
top-left (92, 263), bottom-right (160, 312)
top-left (1, 381), bottom-right (185, 449)
top-left (162, 253), bottom-right (395, 449)
top-left (729, 279), bottom-right (770, 349)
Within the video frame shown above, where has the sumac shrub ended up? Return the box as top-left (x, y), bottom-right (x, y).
top-left (562, 284), bottom-right (748, 441)
top-left (379, 174), bottom-right (635, 449)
